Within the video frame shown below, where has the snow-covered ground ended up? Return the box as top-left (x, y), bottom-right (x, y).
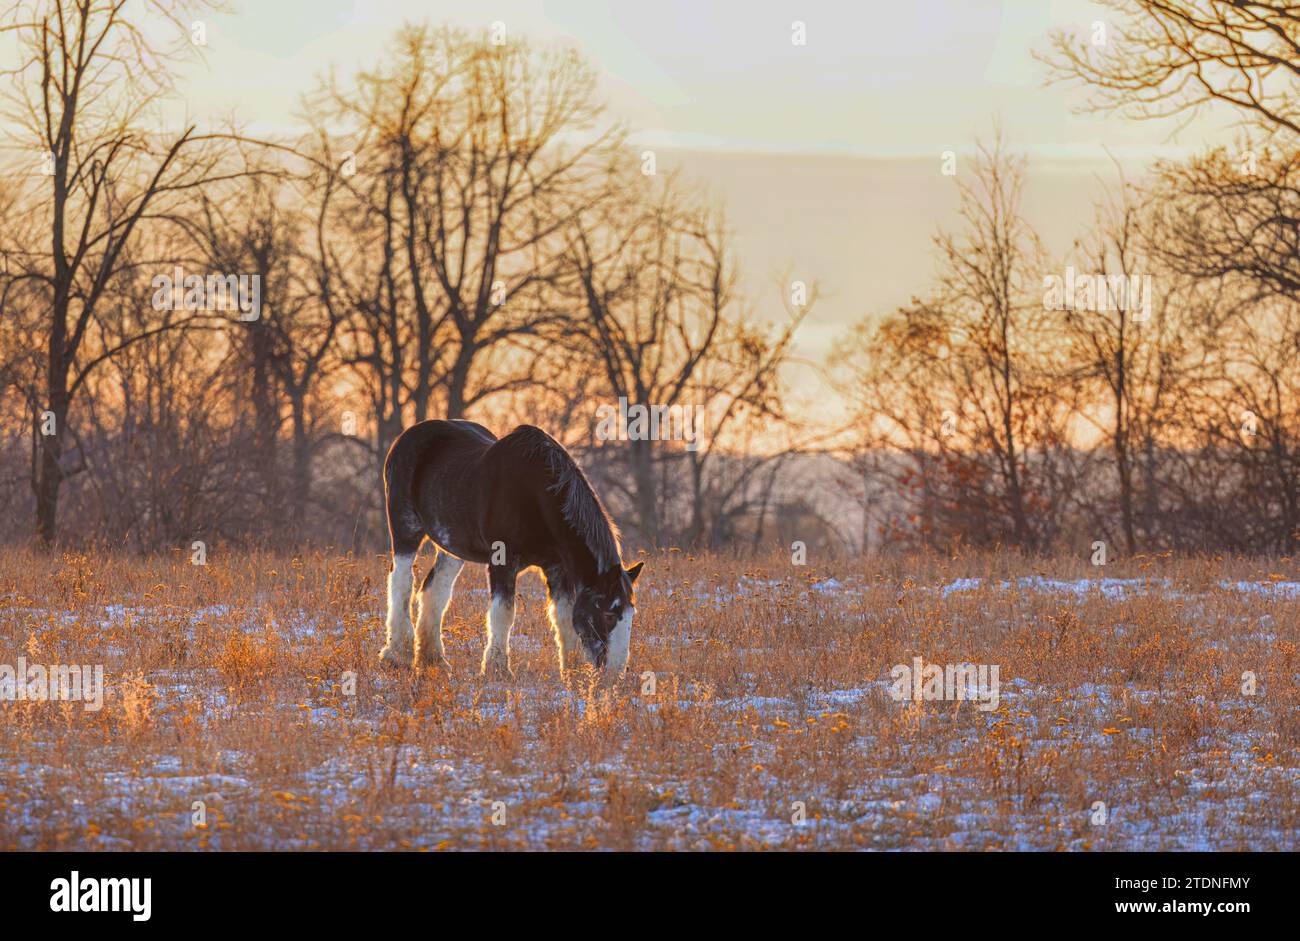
top-left (2, 570), bottom-right (1296, 850)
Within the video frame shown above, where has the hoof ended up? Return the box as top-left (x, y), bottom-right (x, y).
top-left (417, 652), bottom-right (452, 672)
top-left (481, 650), bottom-right (513, 681)
top-left (378, 645), bottom-right (413, 669)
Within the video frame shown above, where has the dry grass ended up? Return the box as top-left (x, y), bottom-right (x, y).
top-left (0, 546), bottom-right (1296, 850)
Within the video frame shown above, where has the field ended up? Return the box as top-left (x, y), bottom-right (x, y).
top-left (1, 547), bottom-right (1297, 851)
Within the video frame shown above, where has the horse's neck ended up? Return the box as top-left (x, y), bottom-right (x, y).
top-left (545, 547), bottom-right (599, 598)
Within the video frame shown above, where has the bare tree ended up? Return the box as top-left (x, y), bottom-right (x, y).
top-left (835, 134), bottom-right (1071, 551)
top-left (316, 25), bottom-right (621, 470)
top-left (1147, 147), bottom-right (1300, 551)
top-left (1043, 1), bottom-right (1300, 137)
top-left (562, 169), bottom-right (807, 547)
top-left (930, 131), bottom-right (1060, 543)
top-left (179, 159), bottom-right (347, 536)
top-left (1043, 3), bottom-right (1300, 553)
top-left (0, 0), bottom-right (257, 546)
top-left (1054, 177), bottom-right (1193, 552)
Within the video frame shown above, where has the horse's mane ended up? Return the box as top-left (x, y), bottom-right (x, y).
top-left (509, 425), bottom-right (622, 572)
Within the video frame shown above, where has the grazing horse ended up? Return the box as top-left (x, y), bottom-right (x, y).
top-left (378, 419), bottom-right (644, 680)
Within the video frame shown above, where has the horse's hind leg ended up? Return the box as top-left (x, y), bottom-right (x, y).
top-left (415, 550), bottom-right (463, 669)
top-left (481, 563), bottom-right (518, 680)
top-left (379, 502), bottom-right (424, 669)
top-left (379, 547), bottom-right (419, 668)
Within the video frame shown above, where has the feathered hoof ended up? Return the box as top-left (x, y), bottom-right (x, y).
top-left (378, 645), bottom-right (414, 670)
top-left (417, 652), bottom-right (452, 672)
top-left (480, 649), bottom-right (514, 681)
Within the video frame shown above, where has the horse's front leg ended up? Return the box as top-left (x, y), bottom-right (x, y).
top-left (480, 563), bottom-right (518, 680)
top-left (547, 591), bottom-right (582, 676)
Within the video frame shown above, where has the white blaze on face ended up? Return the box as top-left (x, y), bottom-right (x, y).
top-left (605, 606), bottom-right (633, 676)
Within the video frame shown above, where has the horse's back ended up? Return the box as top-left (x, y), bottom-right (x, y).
top-left (387, 419), bottom-right (495, 468)
top-left (446, 419), bottom-right (498, 445)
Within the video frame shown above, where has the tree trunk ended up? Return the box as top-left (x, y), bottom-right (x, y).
top-left (35, 300), bottom-right (70, 549)
top-left (248, 322), bottom-right (279, 512)
top-left (290, 395), bottom-right (311, 538)
top-left (445, 347), bottom-right (473, 420)
top-left (1115, 438), bottom-right (1137, 555)
top-left (34, 415), bottom-right (64, 549)
top-left (629, 438), bottom-right (659, 546)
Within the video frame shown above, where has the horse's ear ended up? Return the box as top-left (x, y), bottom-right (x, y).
top-left (624, 561), bottom-right (645, 584)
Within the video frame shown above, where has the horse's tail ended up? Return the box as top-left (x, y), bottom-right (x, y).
top-left (382, 429), bottom-right (421, 557)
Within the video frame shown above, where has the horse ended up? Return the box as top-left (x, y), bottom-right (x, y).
top-left (377, 419), bottom-right (644, 681)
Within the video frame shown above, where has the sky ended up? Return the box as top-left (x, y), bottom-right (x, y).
top-left (173, 0), bottom-right (1227, 157)
top-left (131, 0), bottom-right (1245, 410)
top-left (9, 1), bottom-right (1245, 403)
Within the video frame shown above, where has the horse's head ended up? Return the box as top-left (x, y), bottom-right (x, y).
top-left (572, 561), bottom-right (644, 675)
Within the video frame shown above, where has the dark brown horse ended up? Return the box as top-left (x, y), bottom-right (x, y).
top-left (378, 420), bottom-right (643, 680)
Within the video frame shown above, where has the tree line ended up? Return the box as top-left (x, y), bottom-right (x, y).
top-left (4, 1), bottom-right (1300, 558)
top-left (0, 2), bottom-right (805, 552)
top-left (835, 2), bottom-right (1300, 556)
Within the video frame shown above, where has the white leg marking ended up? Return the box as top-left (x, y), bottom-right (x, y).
top-left (548, 593), bottom-right (581, 671)
top-left (480, 594), bottom-right (516, 678)
top-left (415, 554), bottom-right (463, 666)
top-left (605, 607), bottom-right (634, 678)
top-left (379, 552), bottom-right (416, 667)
